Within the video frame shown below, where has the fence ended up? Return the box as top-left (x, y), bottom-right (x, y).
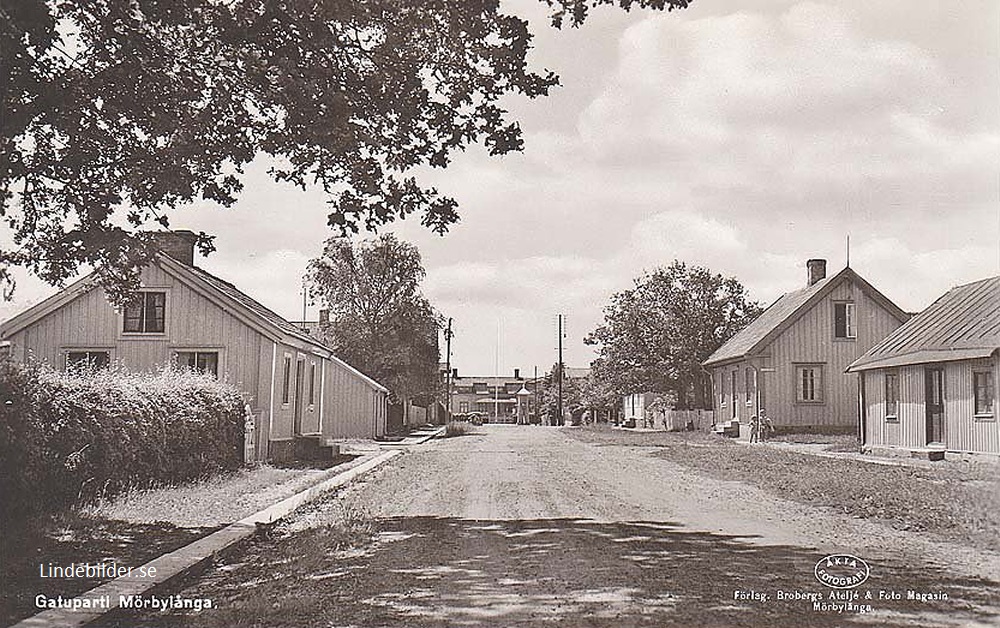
top-left (647, 408), bottom-right (714, 431)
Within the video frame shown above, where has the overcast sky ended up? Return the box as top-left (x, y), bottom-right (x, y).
top-left (4, 0), bottom-right (999, 377)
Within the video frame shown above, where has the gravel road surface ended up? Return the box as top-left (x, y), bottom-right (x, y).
top-left (103, 426), bottom-right (1000, 627)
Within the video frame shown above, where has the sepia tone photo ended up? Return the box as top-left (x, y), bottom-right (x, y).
top-left (1, 1), bottom-right (998, 626)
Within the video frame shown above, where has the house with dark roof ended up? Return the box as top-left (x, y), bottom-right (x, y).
top-left (0, 231), bottom-right (389, 462)
top-left (703, 259), bottom-right (908, 434)
top-left (847, 276), bottom-right (999, 458)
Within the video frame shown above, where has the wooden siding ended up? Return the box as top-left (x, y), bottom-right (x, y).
top-left (320, 357), bottom-right (385, 440)
top-left (3, 261), bottom-right (390, 457)
top-left (709, 360), bottom-right (761, 423)
top-left (862, 357), bottom-right (999, 455)
top-left (7, 264), bottom-right (270, 430)
top-left (758, 278), bottom-right (903, 428)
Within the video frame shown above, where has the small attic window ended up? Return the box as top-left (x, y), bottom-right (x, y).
top-left (123, 292), bottom-right (166, 333)
top-left (834, 302), bottom-right (856, 339)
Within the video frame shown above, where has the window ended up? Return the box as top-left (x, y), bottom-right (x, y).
top-left (834, 302), bottom-right (856, 339)
top-left (884, 371), bottom-right (899, 419)
top-left (123, 292), bottom-right (166, 333)
top-left (309, 362), bottom-right (316, 406)
top-left (66, 351), bottom-right (110, 370)
top-left (796, 365), bottom-right (824, 403)
top-left (720, 373), bottom-right (727, 407)
top-left (281, 356), bottom-right (292, 404)
top-left (459, 401), bottom-right (469, 413)
top-left (473, 382), bottom-right (487, 394)
top-left (745, 368), bottom-right (754, 405)
top-left (730, 370), bottom-right (738, 418)
top-left (176, 351), bottom-right (219, 376)
top-left (974, 370), bottom-right (995, 417)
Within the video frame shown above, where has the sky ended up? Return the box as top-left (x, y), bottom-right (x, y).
top-left (3, 0), bottom-right (999, 377)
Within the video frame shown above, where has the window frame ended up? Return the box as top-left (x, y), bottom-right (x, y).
top-left (122, 291), bottom-right (168, 335)
top-left (730, 370), bottom-right (738, 418)
top-left (745, 367), bottom-right (754, 406)
top-left (65, 349), bottom-right (112, 371)
top-left (174, 349), bottom-right (221, 377)
top-left (833, 301), bottom-right (857, 340)
top-left (794, 363), bottom-right (825, 404)
top-left (973, 369), bottom-right (995, 419)
top-left (308, 361), bottom-right (317, 407)
top-left (884, 370), bottom-right (899, 421)
top-left (719, 371), bottom-right (727, 408)
top-left (281, 355), bottom-right (292, 405)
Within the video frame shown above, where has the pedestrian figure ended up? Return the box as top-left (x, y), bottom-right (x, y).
top-left (749, 415), bottom-right (761, 443)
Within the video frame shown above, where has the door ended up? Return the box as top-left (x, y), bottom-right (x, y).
top-left (925, 367), bottom-right (945, 445)
top-left (293, 357), bottom-right (305, 435)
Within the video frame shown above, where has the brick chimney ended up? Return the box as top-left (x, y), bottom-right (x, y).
top-left (514, 368), bottom-right (521, 380)
top-left (807, 258), bottom-right (827, 287)
top-left (150, 230), bottom-right (199, 265)
top-left (318, 309), bottom-right (330, 325)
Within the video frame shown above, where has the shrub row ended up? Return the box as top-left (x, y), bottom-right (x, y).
top-left (0, 361), bottom-right (247, 523)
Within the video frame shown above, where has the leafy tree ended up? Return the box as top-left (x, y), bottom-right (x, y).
top-left (1, 0), bottom-right (690, 301)
top-left (585, 260), bottom-right (762, 409)
top-left (306, 233), bottom-right (441, 402)
top-left (532, 364), bottom-right (616, 424)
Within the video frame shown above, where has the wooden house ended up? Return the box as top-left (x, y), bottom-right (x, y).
top-left (847, 276), bottom-right (999, 458)
top-left (0, 231), bottom-right (389, 462)
top-left (702, 259), bottom-right (908, 434)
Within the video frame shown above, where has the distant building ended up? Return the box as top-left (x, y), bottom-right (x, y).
top-left (449, 368), bottom-right (538, 423)
top-left (703, 259), bottom-right (908, 434)
top-left (848, 276), bottom-right (999, 458)
top-left (0, 231), bottom-right (389, 461)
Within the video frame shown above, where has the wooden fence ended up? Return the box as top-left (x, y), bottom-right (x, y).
top-left (644, 408), bottom-right (714, 431)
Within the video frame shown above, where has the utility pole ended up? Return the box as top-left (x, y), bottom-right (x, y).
top-left (444, 317), bottom-right (453, 421)
top-left (557, 313), bottom-right (564, 426)
top-left (300, 279), bottom-right (308, 333)
top-left (533, 365), bottom-right (538, 424)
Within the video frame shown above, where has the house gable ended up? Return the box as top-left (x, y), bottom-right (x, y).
top-left (849, 276), bottom-right (1000, 372)
top-left (704, 267), bottom-right (908, 367)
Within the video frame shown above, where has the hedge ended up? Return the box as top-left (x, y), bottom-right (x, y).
top-left (0, 360), bottom-right (247, 523)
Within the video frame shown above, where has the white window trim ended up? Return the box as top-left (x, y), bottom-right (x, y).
top-left (833, 301), bottom-right (857, 340)
top-left (973, 368), bottom-right (995, 420)
top-left (884, 370), bottom-right (900, 421)
top-left (794, 363), bottom-right (826, 404)
top-left (281, 352), bottom-right (293, 407)
top-left (171, 348), bottom-right (224, 376)
top-left (120, 289), bottom-right (170, 337)
top-left (63, 347), bottom-right (115, 369)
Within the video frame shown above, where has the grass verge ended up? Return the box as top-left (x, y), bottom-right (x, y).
top-left (93, 499), bottom-right (376, 628)
top-left (0, 513), bottom-right (217, 626)
top-left (566, 426), bottom-right (1000, 551)
top-left (3, 458), bottom-right (361, 626)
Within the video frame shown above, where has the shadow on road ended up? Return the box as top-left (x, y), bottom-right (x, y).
top-left (98, 516), bottom-right (1000, 627)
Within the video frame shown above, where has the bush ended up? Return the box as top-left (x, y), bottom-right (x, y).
top-left (0, 361), bottom-right (247, 523)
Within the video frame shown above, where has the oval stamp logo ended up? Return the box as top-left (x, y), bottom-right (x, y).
top-left (814, 555), bottom-right (870, 589)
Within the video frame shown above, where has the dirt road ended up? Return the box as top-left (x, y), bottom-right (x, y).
top-left (104, 426), bottom-right (1000, 627)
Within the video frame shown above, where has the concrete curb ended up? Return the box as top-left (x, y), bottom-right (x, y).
top-left (379, 425), bottom-right (446, 448)
top-left (12, 449), bottom-right (402, 628)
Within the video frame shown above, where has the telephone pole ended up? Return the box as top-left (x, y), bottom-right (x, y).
top-left (557, 313), bottom-right (564, 426)
top-left (444, 317), bottom-right (453, 420)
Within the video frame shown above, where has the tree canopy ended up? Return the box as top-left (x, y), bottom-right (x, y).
top-left (1, 0), bottom-right (690, 301)
top-left (585, 260), bottom-right (761, 409)
top-left (306, 233), bottom-right (441, 402)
